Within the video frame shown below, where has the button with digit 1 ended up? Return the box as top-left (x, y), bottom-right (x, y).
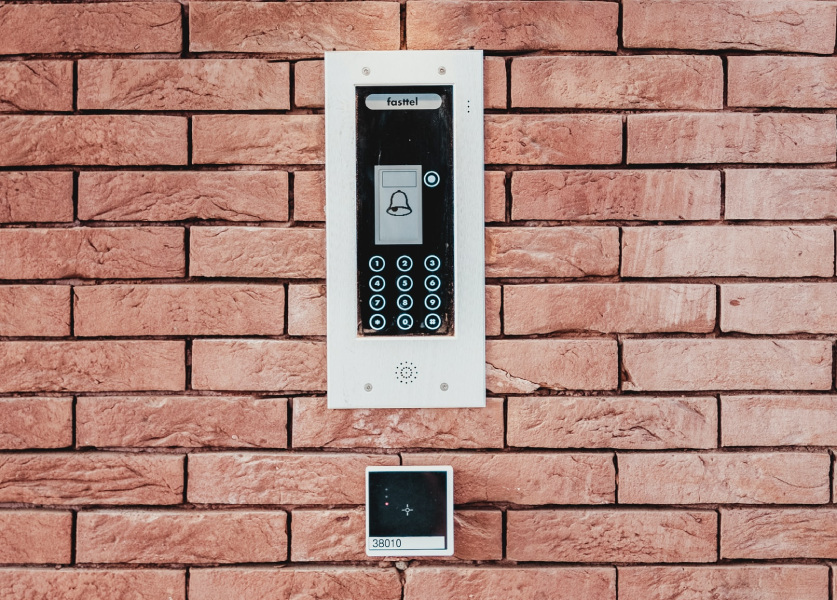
top-left (424, 275), bottom-right (441, 292)
top-left (369, 255), bottom-right (385, 272)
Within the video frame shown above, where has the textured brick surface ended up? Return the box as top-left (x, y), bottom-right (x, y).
top-left (0, 61), bottom-right (73, 112)
top-left (77, 511), bottom-right (288, 564)
top-left (0, 172), bottom-right (73, 223)
top-left (188, 453), bottom-right (398, 505)
top-left (504, 284), bottom-right (715, 334)
top-left (722, 395), bottom-right (837, 447)
top-left (622, 339), bottom-right (832, 391)
top-left (722, 284), bottom-right (837, 334)
top-left (0, 511), bottom-right (72, 564)
top-left (726, 169), bottom-right (837, 220)
top-left (407, 1), bottom-right (618, 51)
top-left (0, 397), bottom-right (73, 450)
top-left (0, 569), bottom-right (186, 600)
top-left (293, 397), bottom-right (503, 449)
top-left (628, 113), bottom-right (837, 164)
top-left (74, 284), bottom-right (285, 336)
top-left (291, 509), bottom-right (502, 562)
top-left (729, 57), bottom-right (837, 108)
top-left (190, 568), bottom-right (401, 600)
top-left (722, 509), bottom-right (837, 559)
top-left (513, 56), bottom-right (722, 109)
top-left (78, 171), bottom-right (288, 222)
top-left (402, 452), bottom-right (614, 504)
top-left (0, 453), bottom-right (183, 506)
top-left (0, 285), bottom-right (70, 336)
top-left (507, 510), bottom-right (717, 563)
top-left (508, 396), bottom-right (718, 450)
top-left (623, 0), bottom-right (836, 53)
top-left (0, 116), bottom-right (188, 166)
top-left (512, 170), bottom-right (720, 221)
top-left (77, 396), bottom-right (288, 449)
top-left (78, 59), bottom-right (289, 111)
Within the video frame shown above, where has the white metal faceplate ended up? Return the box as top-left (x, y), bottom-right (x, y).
top-left (325, 50), bottom-right (485, 409)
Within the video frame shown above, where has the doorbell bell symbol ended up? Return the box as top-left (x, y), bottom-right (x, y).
top-left (386, 190), bottom-right (412, 216)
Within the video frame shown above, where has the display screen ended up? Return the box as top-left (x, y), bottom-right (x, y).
top-left (368, 470), bottom-right (448, 540)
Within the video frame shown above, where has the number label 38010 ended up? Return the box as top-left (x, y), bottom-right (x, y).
top-left (369, 537), bottom-right (402, 549)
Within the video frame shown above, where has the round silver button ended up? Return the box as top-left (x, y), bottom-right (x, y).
top-left (424, 171), bottom-right (440, 188)
top-left (397, 313), bottom-right (414, 330)
top-left (424, 255), bottom-right (441, 272)
top-left (424, 294), bottom-right (441, 310)
top-left (396, 275), bottom-right (413, 292)
top-left (369, 255), bottom-right (385, 272)
top-left (369, 276), bottom-right (385, 292)
top-left (369, 314), bottom-right (386, 330)
top-left (370, 294), bottom-right (386, 311)
top-left (396, 255), bottom-right (413, 272)
top-left (424, 313), bottom-right (441, 330)
top-left (397, 294), bottom-right (413, 310)
top-left (424, 275), bottom-right (441, 292)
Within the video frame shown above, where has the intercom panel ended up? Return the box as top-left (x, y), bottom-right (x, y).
top-left (326, 51), bottom-right (485, 409)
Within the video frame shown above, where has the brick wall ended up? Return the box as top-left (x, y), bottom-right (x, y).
top-left (1, 1), bottom-right (836, 599)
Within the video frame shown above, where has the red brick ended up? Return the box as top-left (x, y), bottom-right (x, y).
top-left (0, 3), bottom-right (181, 54)
top-left (291, 509), bottom-right (501, 562)
top-left (723, 283), bottom-right (837, 334)
top-left (0, 341), bottom-right (185, 393)
top-left (403, 452), bottom-right (614, 504)
top-left (0, 61), bottom-right (72, 112)
top-left (0, 397), bottom-right (72, 450)
top-left (0, 227), bottom-right (184, 280)
top-left (484, 171), bottom-right (506, 222)
top-left (486, 227), bottom-right (619, 278)
top-left (487, 339), bottom-right (617, 393)
top-left (619, 566), bottom-right (828, 600)
top-left (192, 340), bottom-right (325, 391)
top-left (486, 115), bottom-right (622, 165)
top-left (623, 0), bottom-right (836, 53)
top-left (722, 395), bottom-right (837, 447)
top-left (729, 57), bottom-right (837, 108)
top-left (513, 56), bottom-right (721, 110)
top-left (74, 284), bottom-right (285, 336)
top-left (190, 2), bottom-right (399, 55)
top-left (505, 284), bottom-right (715, 335)
top-left (190, 567), bottom-right (401, 600)
top-left (622, 339), bottom-right (832, 392)
top-left (722, 508), bottom-right (837, 559)
top-left (485, 284), bottom-right (501, 335)
top-left (190, 227), bottom-right (324, 278)
top-left (508, 510), bottom-right (716, 563)
top-left (78, 59), bottom-right (289, 110)
top-left (511, 170), bottom-right (720, 221)
top-left (0, 172), bottom-right (73, 223)
top-left (508, 396), bottom-right (718, 450)
top-left (0, 511), bottom-right (71, 564)
top-left (404, 567), bottom-right (616, 600)
top-left (79, 171), bottom-right (289, 222)
top-left (0, 453), bottom-right (183, 506)
top-left (0, 285), bottom-right (69, 336)
top-left (77, 510), bottom-right (287, 564)
top-left (0, 569), bottom-right (186, 600)
top-left (188, 452), bottom-right (398, 505)
top-left (0, 116), bottom-right (187, 166)
top-left (628, 113), bottom-right (836, 164)
top-left (193, 115), bottom-right (323, 165)
top-left (293, 57), bottom-right (506, 110)
top-left (726, 169), bottom-right (837, 220)
top-left (407, 1), bottom-right (618, 51)
top-left (293, 171), bottom-right (325, 221)
top-left (293, 397), bottom-right (503, 449)
top-left (77, 396), bottom-right (288, 449)
top-left (620, 452), bottom-right (829, 505)
top-left (622, 226), bottom-right (834, 278)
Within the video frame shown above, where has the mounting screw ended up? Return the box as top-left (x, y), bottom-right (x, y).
top-left (438, 66), bottom-right (446, 75)
top-left (362, 67), bottom-right (371, 76)
top-left (440, 383), bottom-right (449, 391)
top-left (364, 383), bottom-right (373, 392)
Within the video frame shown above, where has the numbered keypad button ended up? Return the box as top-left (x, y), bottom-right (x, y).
top-left (397, 294), bottom-right (413, 310)
top-left (369, 314), bottom-right (386, 330)
top-left (396, 255), bottom-right (413, 272)
top-left (424, 255), bottom-right (441, 272)
top-left (369, 255), bottom-right (385, 272)
top-left (369, 275), bottom-right (386, 292)
top-left (369, 294), bottom-right (386, 311)
top-left (424, 313), bottom-right (441, 330)
top-left (424, 275), bottom-right (441, 292)
top-left (396, 275), bottom-right (413, 292)
top-left (424, 294), bottom-right (441, 310)
top-left (397, 313), bottom-right (414, 330)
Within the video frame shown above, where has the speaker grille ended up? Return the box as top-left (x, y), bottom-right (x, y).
top-left (395, 361), bottom-right (418, 384)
